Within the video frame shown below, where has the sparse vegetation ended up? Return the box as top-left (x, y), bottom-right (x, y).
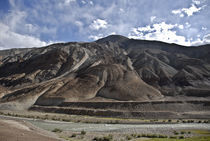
top-left (173, 131), bottom-right (179, 135)
top-left (1, 111), bottom-right (210, 141)
top-left (169, 136), bottom-right (177, 139)
top-left (158, 135), bottom-right (167, 138)
top-left (126, 135), bottom-right (132, 140)
top-left (180, 131), bottom-right (186, 134)
top-left (179, 135), bottom-right (184, 139)
top-left (52, 128), bottom-right (62, 133)
top-left (93, 134), bottom-right (113, 141)
top-left (81, 130), bottom-right (86, 135)
top-left (71, 133), bottom-right (76, 137)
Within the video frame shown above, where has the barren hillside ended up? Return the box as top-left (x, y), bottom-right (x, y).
top-left (0, 35), bottom-right (210, 118)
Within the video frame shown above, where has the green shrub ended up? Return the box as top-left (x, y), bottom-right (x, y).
top-left (103, 135), bottom-right (112, 141)
top-left (173, 131), bottom-right (179, 135)
top-left (137, 134), bottom-right (142, 138)
top-left (81, 130), bottom-right (86, 135)
top-left (93, 137), bottom-right (99, 141)
top-left (131, 134), bottom-right (137, 138)
top-left (147, 134), bottom-right (158, 138)
top-left (169, 136), bottom-right (177, 139)
top-left (71, 133), bottom-right (76, 137)
top-left (158, 134), bottom-right (167, 138)
top-left (126, 135), bottom-right (132, 140)
top-left (141, 134), bottom-right (147, 137)
top-left (180, 131), bottom-right (186, 134)
top-left (187, 120), bottom-right (194, 123)
top-left (107, 134), bottom-right (113, 140)
top-left (52, 128), bottom-right (62, 133)
top-left (92, 135), bottom-right (113, 141)
top-left (179, 136), bottom-right (184, 139)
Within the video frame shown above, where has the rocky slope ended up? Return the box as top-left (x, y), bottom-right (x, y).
top-left (0, 35), bottom-right (210, 114)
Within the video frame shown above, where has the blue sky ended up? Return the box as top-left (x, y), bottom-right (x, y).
top-left (0, 0), bottom-right (210, 49)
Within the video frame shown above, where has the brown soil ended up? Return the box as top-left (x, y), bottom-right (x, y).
top-left (0, 119), bottom-right (61, 141)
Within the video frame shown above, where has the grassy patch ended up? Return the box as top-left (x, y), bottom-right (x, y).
top-left (190, 130), bottom-right (210, 135)
top-left (135, 136), bottom-right (210, 141)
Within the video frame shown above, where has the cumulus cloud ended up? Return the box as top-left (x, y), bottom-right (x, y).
top-left (89, 19), bottom-right (108, 30)
top-left (192, 0), bottom-right (201, 5)
top-left (203, 34), bottom-right (210, 42)
top-left (128, 22), bottom-right (190, 46)
top-left (191, 34), bottom-right (210, 46)
top-left (0, 23), bottom-right (50, 49)
top-left (172, 3), bottom-right (206, 17)
top-left (0, 0), bottom-right (209, 49)
top-left (88, 34), bottom-right (104, 40)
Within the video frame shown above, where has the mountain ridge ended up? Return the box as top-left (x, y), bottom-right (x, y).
top-left (0, 35), bottom-right (210, 118)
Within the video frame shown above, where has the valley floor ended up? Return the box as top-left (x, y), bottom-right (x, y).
top-left (0, 111), bottom-right (210, 141)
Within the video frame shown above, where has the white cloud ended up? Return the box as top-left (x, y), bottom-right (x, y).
top-left (64, 0), bottom-right (76, 5)
top-left (119, 8), bottom-right (124, 13)
top-left (182, 4), bottom-right (204, 16)
top-left (88, 34), bottom-right (104, 40)
top-left (191, 34), bottom-right (210, 46)
top-left (172, 9), bottom-right (182, 15)
top-left (192, 0), bottom-right (201, 5)
top-left (185, 22), bottom-right (191, 28)
top-left (24, 24), bottom-right (38, 33)
top-left (0, 9), bottom-right (51, 49)
top-left (178, 25), bottom-right (184, 29)
top-left (4, 10), bottom-right (27, 31)
top-left (81, 0), bottom-right (86, 4)
top-left (89, 1), bottom-right (94, 5)
top-left (202, 27), bottom-right (207, 30)
top-left (2, 0), bottom-right (209, 48)
top-left (134, 25), bottom-right (154, 32)
top-left (203, 34), bottom-right (210, 42)
top-left (150, 16), bottom-right (156, 23)
top-left (75, 21), bottom-right (83, 27)
top-left (172, 3), bottom-right (205, 17)
top-left (8, 0), bottom-right (16, 8)
top-left (180, 13), bottom-right (184, 17)
top-left (0, 23), bottom-right (52, 50)
top-left (89, 19), bottom-right (108, 30)
top-left (128, 22), bottom-right (190, 46)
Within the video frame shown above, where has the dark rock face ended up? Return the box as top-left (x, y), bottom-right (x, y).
top-left (0, 35), bottom-right (210, 111)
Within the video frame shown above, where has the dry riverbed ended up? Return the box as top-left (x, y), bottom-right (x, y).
top-left (0, 112), bottom-right (210, 141)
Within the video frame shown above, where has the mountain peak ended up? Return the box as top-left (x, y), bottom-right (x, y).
top-left (96, 35), bottom-right (129, 43)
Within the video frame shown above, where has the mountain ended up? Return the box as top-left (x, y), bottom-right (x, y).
top-left (0, 35), bottom-right (210, 118)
